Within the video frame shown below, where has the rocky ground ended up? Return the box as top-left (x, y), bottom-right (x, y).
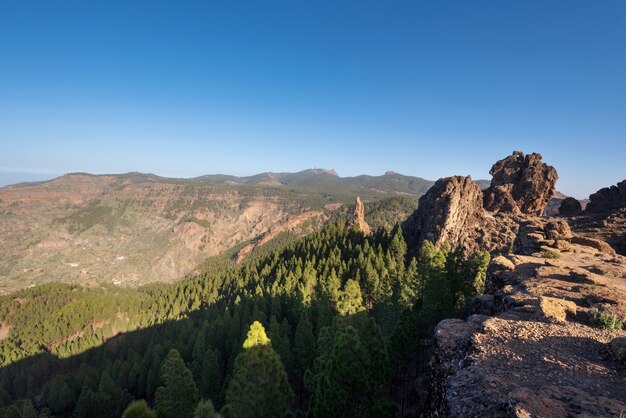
top-left (429, 218), bottom-right (626, 417)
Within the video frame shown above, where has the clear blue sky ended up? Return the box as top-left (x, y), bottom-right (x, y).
top-left (1, 1), bottom-right (624, 198)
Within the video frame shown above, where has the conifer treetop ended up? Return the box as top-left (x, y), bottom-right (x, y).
top-left (242, 321), bottom-right (271, 349)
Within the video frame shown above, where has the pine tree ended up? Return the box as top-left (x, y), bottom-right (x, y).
top-left (73, 387), bottom-right (98, 418)
top-left (122, 400), bottom-right (156, 418)
top-left (336, 279), bottom-right (364, 315)
top-left (222, 321), bottom-right (293, 418)
top-left (194, 400), bottom-right (222, 418)
top-left (293, 310), bottom-right (316, 406)
top-left (155, 349), bottom-right (199, 418)
top-left (200, 348), bottom-right (222, 402)
top-left (307, 324), bottom-right (373, 418)
top-left (45, 376), bottom-right (75, 416)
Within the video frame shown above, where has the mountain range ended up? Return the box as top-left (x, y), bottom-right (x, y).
top-left (0, 169), bottom-right (489, 294)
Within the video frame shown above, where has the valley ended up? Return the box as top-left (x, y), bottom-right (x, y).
top-left (0, 169), bottom-right (450, 294)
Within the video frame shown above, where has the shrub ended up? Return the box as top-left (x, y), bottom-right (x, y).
top-left (588, 310), bottom-right (624, 330)
top-left (542, 250), bottom-right (561, 259)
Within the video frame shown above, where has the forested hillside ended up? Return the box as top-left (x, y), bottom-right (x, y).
top-left (0, 220), bottom-right (488, 417)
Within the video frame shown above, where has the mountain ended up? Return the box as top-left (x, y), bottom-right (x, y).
top-left (0, 169), bottom-right (485, 294)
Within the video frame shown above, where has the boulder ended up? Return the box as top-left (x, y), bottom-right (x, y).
top-left (544, 219), bottom-right (572, 240)
top-left (484, 151), bottom-right (558, 216)
top-left (586, 179), bottom-right (626, 213)
top-left (558, 197), bottom-right (582, 216)
top-left (403, 176), bottom-right (484, 251)
top-left (536, 296), bottom-right (577, 323)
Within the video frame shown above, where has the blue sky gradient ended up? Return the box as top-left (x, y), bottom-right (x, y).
top-left (1, 1), bottom-right (625, 197)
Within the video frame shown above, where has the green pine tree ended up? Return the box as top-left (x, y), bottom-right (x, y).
top-left (194, 400), bottom-right (222, 418)
top-left (122, 400), bottom-right (156, 418)
top-left (336, 279), bottom-right (364, 315)
top-left (155, 349), bottom-right (199, 418)
top-left (222, 321), bottom-right (294, 418)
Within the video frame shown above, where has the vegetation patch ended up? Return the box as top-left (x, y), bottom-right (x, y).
top-left (588, 309), bottom-right (625, 330)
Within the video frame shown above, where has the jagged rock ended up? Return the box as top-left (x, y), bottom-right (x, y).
top-left (558, 197), bottom-right (582, 216)
top-left (352, 196), bottom-right (371, 235)
top-left (586, 179), bottom-right (626, 213)
top-left (570, 236), bottom-right (616, 255)
top-left (404, 176), bottom-right (484, 250)
top-left (484, 151), bottom-right (558, 216)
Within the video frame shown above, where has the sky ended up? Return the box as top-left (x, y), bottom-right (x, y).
top-left (1, 1), bottom-right (625, 198)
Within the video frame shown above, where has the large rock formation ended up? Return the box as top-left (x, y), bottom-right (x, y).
top-left (558, 196), bottom-right (582, 216)
top-left (483, 151), bottom-right (558, 216)
top-left (585, 179), bottom-right (626, 213)
top-left (404, 152), bottom-right (558, 253)
top-left (404, 176), bottom-right (484, 251)
top-left (353, 196), bottom-right (371, 235)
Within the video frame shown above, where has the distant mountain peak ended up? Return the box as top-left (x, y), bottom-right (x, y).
top-left (310, 168), bottom-right (338, 176)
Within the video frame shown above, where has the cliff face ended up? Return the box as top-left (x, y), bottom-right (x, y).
top-left (404, 176), bottom-right (484, 251)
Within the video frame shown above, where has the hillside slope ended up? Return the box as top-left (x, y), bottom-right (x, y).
top-left (0, 169), bottom-right (456, 293)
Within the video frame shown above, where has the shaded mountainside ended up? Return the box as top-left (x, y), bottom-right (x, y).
top-left (0, 169), bottom-right (473, 294)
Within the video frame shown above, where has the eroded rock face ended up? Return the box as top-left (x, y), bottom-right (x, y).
top-left (558, 197), bottom-right (582, 216)
top-left (586, 179), bottom-right (626, 213)
top-left (404, 176), bottom-right (484, 250)
top-left (353, 196), bottom-right (371, 235)
top-left (484, 151), bottom-right (558, 216)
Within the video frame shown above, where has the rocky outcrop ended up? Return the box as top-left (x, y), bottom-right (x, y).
top-left (484, 151), bottom-right (558, 216)
top-left (404, 176), bottom-right (484, 250)
top-left (404, 152), bottom-right (558, 254)
top-left (567, 180), bottom-right (626, 255)
top-left (586, 179), bottom-right (626, 213)
top-left (353, 196), bottom-right (371, 235)
top-left (558, 197), bottom-right (582, 216)
top-left (427, 224), bottom-right (626, 417)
